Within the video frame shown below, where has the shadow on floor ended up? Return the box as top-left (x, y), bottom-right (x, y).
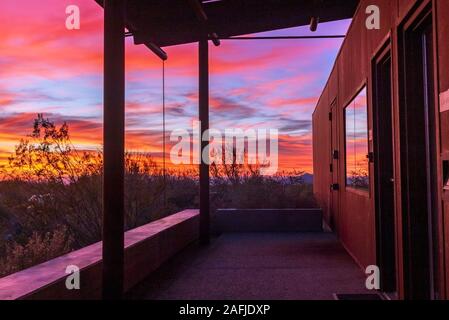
top-left (127, 232), bottom-right (373, 300)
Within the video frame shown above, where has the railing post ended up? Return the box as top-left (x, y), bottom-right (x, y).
top-left (199, 37), bottom-right (210, 245)
top-left (102, 0), bottom-right (125, 300)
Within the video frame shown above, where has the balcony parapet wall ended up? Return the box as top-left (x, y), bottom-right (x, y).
top-left (0, 209), bottom-right (199, 300)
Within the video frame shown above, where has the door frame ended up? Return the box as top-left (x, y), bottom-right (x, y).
top-left (329, 98), bottom-right (340, 232)
top-left (372, 41), bottom-right (397, 294)
top-left (397, 2), bottom-right (442, 299)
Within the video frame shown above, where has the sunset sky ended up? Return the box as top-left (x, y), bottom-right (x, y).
top-left (0, 0), bottom-right (351, 173)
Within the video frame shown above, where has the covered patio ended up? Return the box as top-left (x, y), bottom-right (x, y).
top-left (98, 0), bottom-right (358, 299)
top-left (127, 232), bottom-right (372, 300)
top-left (0, 209), bottom-right (376, 300)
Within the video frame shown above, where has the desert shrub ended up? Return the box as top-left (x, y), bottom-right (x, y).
top-left (0, 114), bottom-right (316, 278)
top-left (210, 151), bottom-right (316, 209)
top-left (348, 168), bottom-right (369, 190)
top-left (0, 115), bottom-right (173, 248)
top-left (0, 227), bottom-right (73, 277)
top-left (211, 174), bottom-right (315, 209)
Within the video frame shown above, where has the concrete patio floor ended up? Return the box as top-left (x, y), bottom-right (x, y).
top-left (127, 232), bottom-right (373, 300)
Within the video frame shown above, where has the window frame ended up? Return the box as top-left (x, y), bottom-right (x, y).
top-left (343, 83), bottom-right (370, 195)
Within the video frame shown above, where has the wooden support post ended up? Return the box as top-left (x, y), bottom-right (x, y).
top-left (199, 37), bottom-right (210, 245)
top-left (102, 0), bottom-right (125, 300)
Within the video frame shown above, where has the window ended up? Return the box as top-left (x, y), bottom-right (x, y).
top-left (345, 87), bottom-right (369, 191)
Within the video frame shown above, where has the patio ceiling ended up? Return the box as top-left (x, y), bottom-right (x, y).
top-left (95, 0), bottom-right (359, 48)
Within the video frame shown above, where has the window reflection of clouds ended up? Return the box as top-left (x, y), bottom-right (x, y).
top-left (345, 87), bottom-right (369, 191)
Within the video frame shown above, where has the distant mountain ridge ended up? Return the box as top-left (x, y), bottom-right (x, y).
top-left (301, 173), bottom-right (313, 185)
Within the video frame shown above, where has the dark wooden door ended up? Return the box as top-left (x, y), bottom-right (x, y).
top-left (330, 100), bottom-right (340, 231)
top-left (400, 10), bottom-right (438, 300)
top-left (373, 47), bottom-right (396, 293)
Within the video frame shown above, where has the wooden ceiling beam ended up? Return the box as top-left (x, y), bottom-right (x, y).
top-left (188, 0), bottom-right (221, 46)
top-left (96, 0), bottom-right (359, 47)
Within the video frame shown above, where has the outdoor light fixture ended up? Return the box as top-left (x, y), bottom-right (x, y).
top-left (310, 16), bottom-right (319, 32)
top-left (189, 0), bottom-right (221, 46)
top-left (210, 32), bottom-right (221, 46)
top-left (146, 42), bottom-right (168, 61)
top-left (126, 27), bottom-right (168, 61)
top-left (310, 0), bottom-right (322, 32)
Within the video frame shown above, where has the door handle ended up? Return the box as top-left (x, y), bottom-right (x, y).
top-left (443, 160), bottom-right (449, 190)
top-left (330, 183), bottom-right (340, 191)
top-left (333, 150), bottom-right (339, 160)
